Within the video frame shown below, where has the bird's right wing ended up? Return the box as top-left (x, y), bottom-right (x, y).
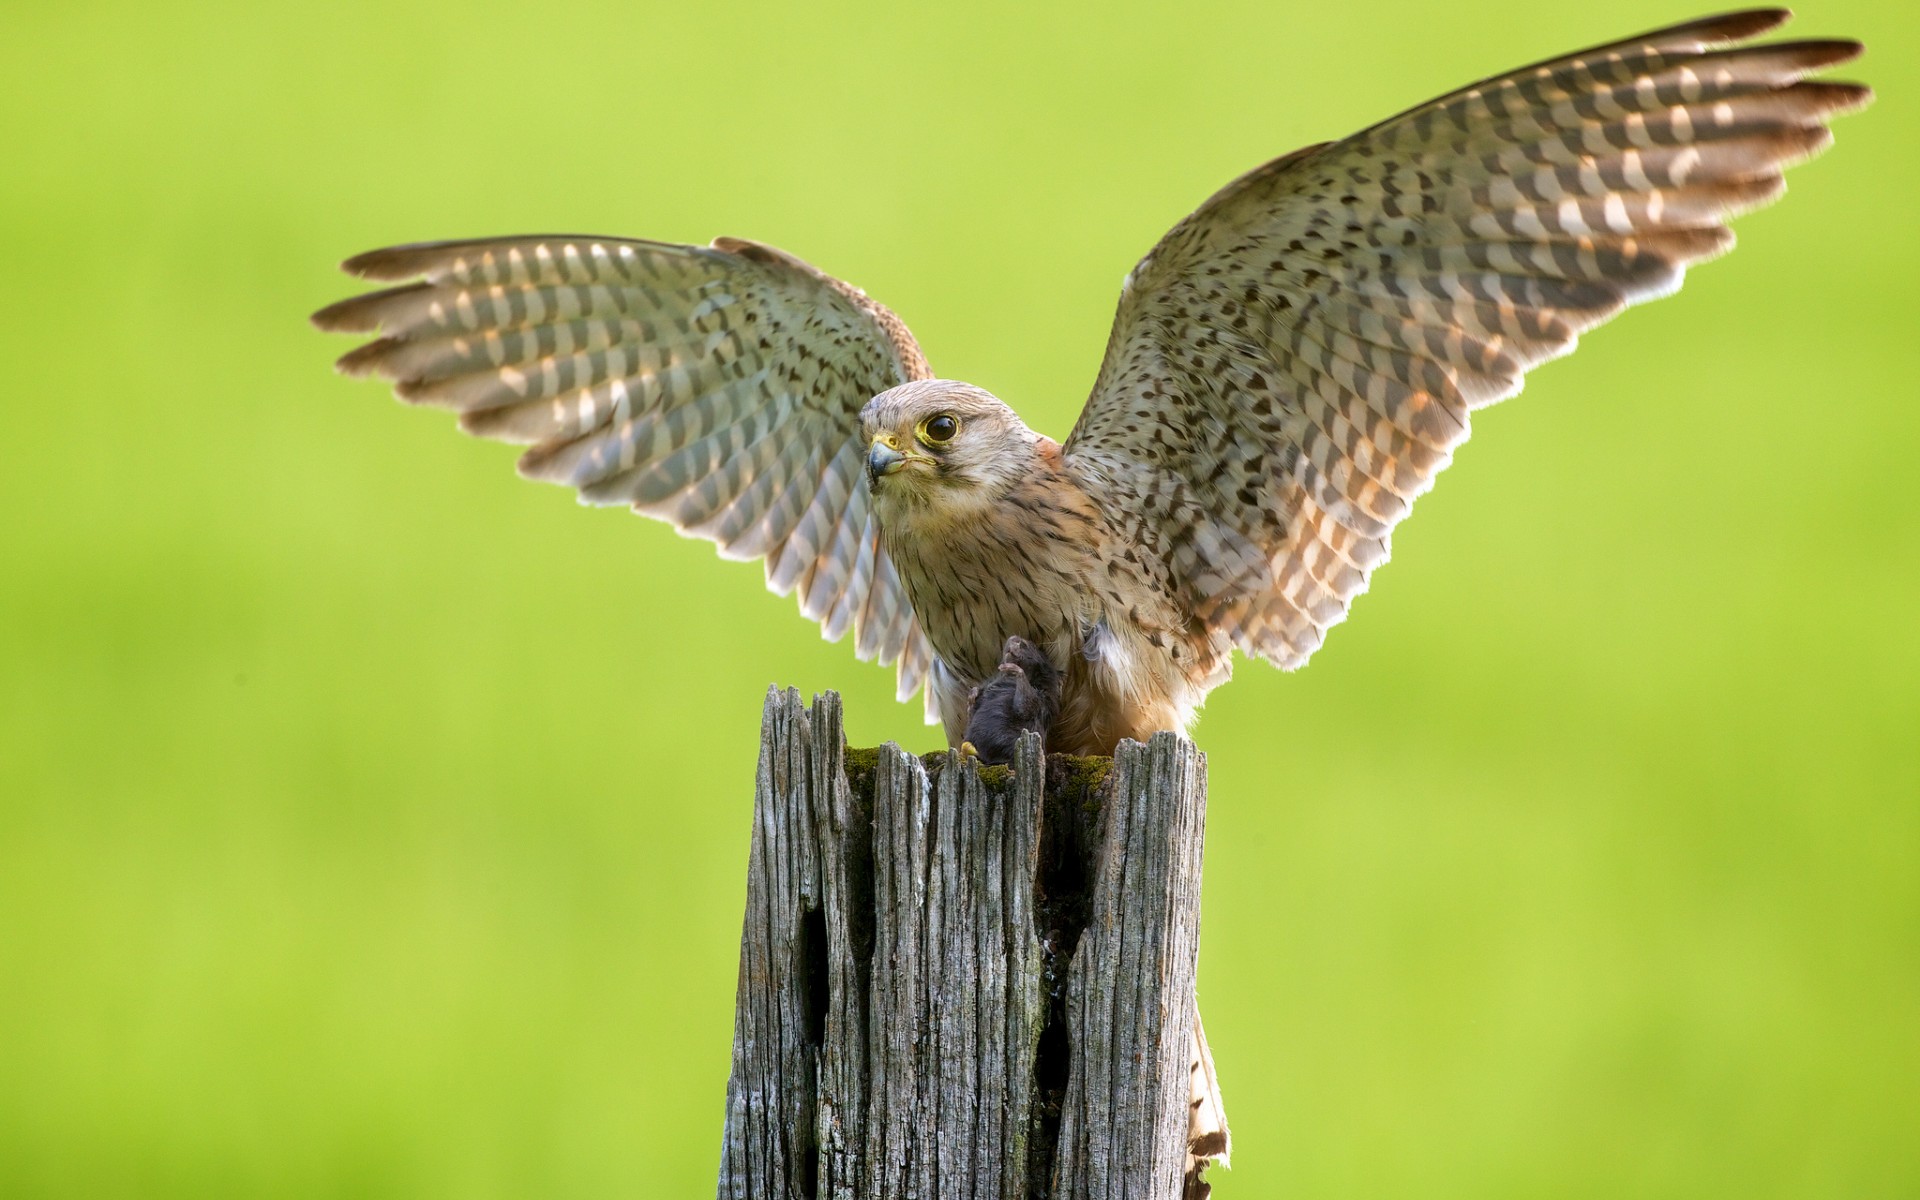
top-left (1063, 10), bottom-right (1868, 671)
top-left (314, 235), bottom-right (937, 707)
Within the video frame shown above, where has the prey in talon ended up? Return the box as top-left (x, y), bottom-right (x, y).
top-left (962, 636), bottom-right (1063, 766)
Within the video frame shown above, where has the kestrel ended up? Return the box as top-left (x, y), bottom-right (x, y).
top-left (314, 10), bottom-right (1867, 760)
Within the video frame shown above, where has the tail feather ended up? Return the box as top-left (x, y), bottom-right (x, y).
top-left (1186, 1006), bottom-right (1230, 1197)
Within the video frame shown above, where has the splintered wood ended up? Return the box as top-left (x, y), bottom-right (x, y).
top-left (718, 688), bottom-right (1212, 1199)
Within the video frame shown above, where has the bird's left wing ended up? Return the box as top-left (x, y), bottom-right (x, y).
top-left (314, 235), bottom-right (936, 705)
top-left (1062, 10), bottom-right (1868, 671)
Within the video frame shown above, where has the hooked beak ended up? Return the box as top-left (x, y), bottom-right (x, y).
top-left (866, 433), bottom-right (930, 485)
top-left (867, 436), bottom-right (905, 483)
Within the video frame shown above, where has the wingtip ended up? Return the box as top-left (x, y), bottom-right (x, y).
top-left (515, 440), bottom-right (570, 485)
top-left (310, 295), bottom-right (373, 333)
top-left (1812, 38), bottom-right (1868, 68)
top-left (339, 244), bottom-right (432, 281)
top-left (340, 248), bottom-right (390, 279)
top-left (1827, 79), bottom-right (1876, 115)
top-left (1666, 8), bottom-right (1794, 48)
top-left (1727, 8), bottom-right (1794, 39)
top-left (332, 337), bottom-right (394, 377)
top-left (310, 281), bottom-right (433, 336)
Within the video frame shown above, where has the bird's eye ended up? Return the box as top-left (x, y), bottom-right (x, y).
top-left (919, 413), bottom-right (960, 446)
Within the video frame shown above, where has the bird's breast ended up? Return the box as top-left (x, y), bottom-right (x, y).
top-left (876, 470), bottom-right (1209, 753)
top-left (884, 491), bottom-right (1099, 685)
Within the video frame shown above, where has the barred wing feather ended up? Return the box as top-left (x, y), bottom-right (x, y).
top-left (313, 235), bottom-right (937, 706)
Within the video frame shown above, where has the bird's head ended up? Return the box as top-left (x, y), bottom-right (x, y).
top-left (859, 381), bottom-right (1035, 521)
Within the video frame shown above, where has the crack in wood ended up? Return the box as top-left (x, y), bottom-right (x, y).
top-left (719, 688), bottom-right (1208, 1200)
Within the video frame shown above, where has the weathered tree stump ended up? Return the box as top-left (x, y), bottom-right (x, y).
top-left (718, 687), bottom-right (1211, 1199)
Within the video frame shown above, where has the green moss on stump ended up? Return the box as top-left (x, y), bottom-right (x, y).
top-left (840, 744), bottom-right (1114, 803)
top-left (841, 744), bottom-right (881, 801)
top-left (1053, 755), bottom-right (1113, 797)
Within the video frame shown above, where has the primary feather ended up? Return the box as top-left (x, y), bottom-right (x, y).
top-left (315, 9), bottom-right (1867, 714)
top-left (314, 235), bottom-right (936, 705)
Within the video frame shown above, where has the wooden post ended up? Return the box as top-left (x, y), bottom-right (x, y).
top-left (718, 687), bottom-right (1211, 1199)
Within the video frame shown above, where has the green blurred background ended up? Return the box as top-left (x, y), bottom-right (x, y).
top-left (3, 0), bottom-right (1915, 1195)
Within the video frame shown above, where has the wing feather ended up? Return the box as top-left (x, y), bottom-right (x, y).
top-left (315, 234), bottom-right (936, 701)
top-left (1064, 10), bottom-right (1867, 670)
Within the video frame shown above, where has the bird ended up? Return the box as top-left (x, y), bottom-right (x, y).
top-left (313, 9), bottom-right (1867, 760)
top-left (313, 12), bottom-right (1867, 1177)
top-left (962, 635), bottom-right (1066, 765)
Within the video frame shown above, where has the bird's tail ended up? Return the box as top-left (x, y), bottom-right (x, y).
top-left (1186, 1005), bottom-right (1230, 1197)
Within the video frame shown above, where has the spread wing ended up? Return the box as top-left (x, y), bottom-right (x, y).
top-left (313, 235), bottom-right (937, 705)
top-left (1063, 9), bottom-right (1868, 670)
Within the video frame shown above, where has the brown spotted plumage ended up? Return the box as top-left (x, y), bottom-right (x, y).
top-left (315, 12), bottom-right (1867, 1167)
top-left (315, 11), bottom-right (1866, 755)
top-left (1067, 10), bottom-right (1869, 676)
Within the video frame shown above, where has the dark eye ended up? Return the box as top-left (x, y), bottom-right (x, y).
top-left (920, 413), bottom-right (960, 445)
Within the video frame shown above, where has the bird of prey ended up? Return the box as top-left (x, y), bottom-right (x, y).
top-left (314, 9), bottom-right (1867, 761)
